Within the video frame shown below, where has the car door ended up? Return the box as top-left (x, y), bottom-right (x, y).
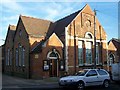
top-left (97, 69), bottom-right (109, 85)
top-left (84, 70), bottom-right (100, 86)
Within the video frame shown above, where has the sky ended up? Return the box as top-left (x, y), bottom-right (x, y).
top-left (0, 0), bottom-right (119, 46)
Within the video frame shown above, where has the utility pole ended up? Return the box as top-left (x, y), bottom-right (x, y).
top-left (94, 9), bottom-right (96, 69)
top-left (73, 20), bottom-right (77, 73)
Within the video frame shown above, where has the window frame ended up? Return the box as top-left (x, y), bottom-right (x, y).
top-left (18, 44), bottom-right (22, 66)
top-left (15, 48), bottom-right (18, 66)
top-left (97, 69), bottom-right (108, 75)
top-left (86, 70), bottom-right (98, 77)
top-left (78, 40), bottom-right (83, 66)
top-left (22, 47), bottom-right (25, 67)
top-left (85, 42), bottom-right (92, 65)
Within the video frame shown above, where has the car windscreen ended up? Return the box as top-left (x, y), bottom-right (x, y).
top-left (75, 70), bottom-right (88, 76)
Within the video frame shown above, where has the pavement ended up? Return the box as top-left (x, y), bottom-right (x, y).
top-left (2, 74), bottom-right (60, 89)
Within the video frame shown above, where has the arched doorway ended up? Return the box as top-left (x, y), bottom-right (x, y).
top-left (47, 49), bottom-right (60, 77)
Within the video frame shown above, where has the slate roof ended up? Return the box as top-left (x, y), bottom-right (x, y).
top-left (20, 15), bottom-right (54, 37)
top-left (31, 40), bottom-right (45, 53)
top-left (109, 38), bottom-right (120, 49)
top-left (32, 7), bottom-right (85, 53)
top-left (46, 9), bottom-right (84, 39)
top-left (30, 4), bottom-right (88, 53)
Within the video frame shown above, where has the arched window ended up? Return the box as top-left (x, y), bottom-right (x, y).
top-left (78, 41), bottom-right (83, 65)
top-left (10, 50), bottom-right (12, 65)
top-left (16, 48), bottom-right (18, 66)
top-left (86, 42), bottom-right (92, 65)
top-left (6, 48), bottom-right (10, 65)
top-left (22, 47), bottom-right (25, 66)
top-left (7, 49), bottom-right (10, 65)
top-left (109, 54), bottom-right (115, 66)
top-left (18, 44), bottom-right (22, 66)
top-left (85, 32), bottom-right (93, 39)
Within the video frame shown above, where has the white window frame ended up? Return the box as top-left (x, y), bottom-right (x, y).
top-left (78, 41), bottom-right (83, 66)
top-left (85, 42), bottom-right (92, 65)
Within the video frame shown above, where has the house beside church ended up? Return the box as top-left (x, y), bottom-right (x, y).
top-left (108, 38), bottom-right (120, 71)
top-left (4, 4), bottom-right (108, 78)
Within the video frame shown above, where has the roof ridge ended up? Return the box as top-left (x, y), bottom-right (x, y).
top-left (112, 38), bottom-right (120, 43)
top-left (55, 4), bottom-right (87, 22)
top-left (55, 9), bottom-right (81, 22)
top-left (20, 15), bottom-right (53, 22)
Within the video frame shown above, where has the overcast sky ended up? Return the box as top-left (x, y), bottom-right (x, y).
top-left (0, 0), bottom-right (119, 46)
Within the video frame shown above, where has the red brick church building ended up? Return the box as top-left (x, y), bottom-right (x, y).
top-left (4, 4), bottom-right (108, 78)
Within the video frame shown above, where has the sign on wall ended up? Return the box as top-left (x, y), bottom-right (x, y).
top-left (43, 60), bottom-right (49, 71)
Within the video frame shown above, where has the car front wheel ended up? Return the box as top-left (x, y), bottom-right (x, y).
top-left (103, 80), bottom-right (109, 88)
top-left (77, 81), bottom-right (84, 90)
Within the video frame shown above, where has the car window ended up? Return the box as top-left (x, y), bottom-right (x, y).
top-left (75, 70), bottom-right (88, 76)
top-left (97, 70), bottom-right (108, 75)
top-left (86, 70), bottom-right (98, 77)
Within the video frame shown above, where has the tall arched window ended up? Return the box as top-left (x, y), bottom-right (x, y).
top-left (78, 41), bottom-right (83, 65)
top-left (6, 48), bottom-right (10, 66)
top-left (109, 54), bottom-right (115, 66)
top-left (18, 44), bottom-right (22, 66)
top-left (10, 50), bottom-right (12, 65)
top-left (16, 48), bottom-right (18, 66)
top-left (86, 42), bottom-right (92, 65)
top-left (7, 49), bottom-right (10, 65)
top-left (22, 47), bottom-right (25, 66)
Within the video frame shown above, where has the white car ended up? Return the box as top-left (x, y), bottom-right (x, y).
top-left (59, 69), bottom-right (110, 90)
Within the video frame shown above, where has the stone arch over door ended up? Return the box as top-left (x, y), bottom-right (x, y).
top-left (47, 49), bottom-right (60, 60)
top-left (47, 49), bottom-right (60, 77)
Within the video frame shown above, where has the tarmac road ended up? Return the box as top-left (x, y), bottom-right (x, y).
top-left (2, 74), bottom-right (120, 90)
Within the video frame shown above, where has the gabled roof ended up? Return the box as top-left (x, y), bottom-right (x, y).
top-left (53, 10), bottom-right (80, 36)
top-left (5, 25), bottom-right (16, 44)
top-left (49, 4), bottom-right (87, 37)
top-left (32, 4), bottom-right (88, 53)
top-left (108, 38), bottom-right (120, 49)
top-left (31, 40), bottom-right (45, 53)
top-left (20, 15), bottom-right (54, 37)
top-left (31, 33), bottom-right (63, 53)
